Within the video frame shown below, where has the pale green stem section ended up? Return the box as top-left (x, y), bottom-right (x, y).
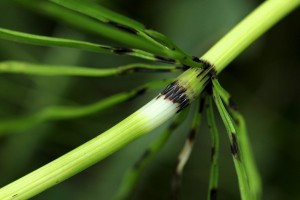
top-left (201, 0), bottom-right (300, 72)
top-left (0, 61), bottom-right (179, 77)
top-left (0, 0), bottom-right (298, 199)
top-left (0, 96), bottom-right (179, 200)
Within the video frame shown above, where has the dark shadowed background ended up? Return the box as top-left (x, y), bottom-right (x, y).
top-left (0, 0), bottom-right (299, 199)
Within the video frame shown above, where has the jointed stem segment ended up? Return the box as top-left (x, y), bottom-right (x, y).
top-left (0, 61), bottom-right (182, 77)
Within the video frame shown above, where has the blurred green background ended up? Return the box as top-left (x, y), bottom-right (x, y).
top-left (0, 0), bottom-right (299, 199)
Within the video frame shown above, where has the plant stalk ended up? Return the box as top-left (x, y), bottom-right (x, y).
top-left (0, 0), bottom-right (298, 199)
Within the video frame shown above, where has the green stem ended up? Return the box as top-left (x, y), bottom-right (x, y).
top-left (0, 0), bottom-right (298, 199)
top-left (0, 61), bottom-right (180, 77)
top-left (201, 0), bottom-right (300, 72)
top-left (0, 28), bottom-right (170, 63)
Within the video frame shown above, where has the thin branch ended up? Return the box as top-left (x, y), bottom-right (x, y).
top-left (0, 61), bottom-right (182, 77)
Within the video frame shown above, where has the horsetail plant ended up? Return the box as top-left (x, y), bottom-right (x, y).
top-left (0, 0), bottom-right (299, 199)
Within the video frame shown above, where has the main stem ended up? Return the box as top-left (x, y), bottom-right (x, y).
top-left (201, 0), bottom-right (300, 72)
top-left (0, 0), bottom-right (298, 199)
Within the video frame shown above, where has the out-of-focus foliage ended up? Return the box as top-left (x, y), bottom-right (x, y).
top-left (0, 0), bottom-right (299, 199)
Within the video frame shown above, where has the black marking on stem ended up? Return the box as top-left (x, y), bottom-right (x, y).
top-left (229, 98), bottom-right (238, 110)
top-left (196, 69), bottom-right (205, 78)
top-left (134, 149), bottom-right (150, 169)
top-left (230, 133), bottom-right (240, 159)
top-left (205, 81), bottom-right (213, 95)
top-left (192, 56), bottom-right (201, 63)
top-left (156, 94), bottom-right (162, 99)
top-left (154, 55), bottom-right (176, 64)
top-left (106, 21), bottom-right (138, 34)
top-left (211, 147), bottom-right (215, 161)
top-left (100, 46), bottom-right (113, 50)
top-left (170, 122), bottom-right (180, 131)
top-left (181, 65), bottom-right (190, 71)
top-left (208, 68), bottom-right (217, 79)
top-left (197, 59), bottom-right (217, 79)
top-left (210, 188), bottom-right (218, 200)
top-left (122, 67), bottom-right (174, 74)
top-left (199, 97), bottom-right (205, 113)
top-left (136, 87), bottom-right (147, 96)
top-left (234, 118), bottom-right (240, 126)
top-left (113, 47), bottom-right (133, 55)
top-left (188, 128), bottom-right (196, 143)
top-left (161, 81), bottom-right (190, 112)
top-left (200, 59), bottom-right (213, 68)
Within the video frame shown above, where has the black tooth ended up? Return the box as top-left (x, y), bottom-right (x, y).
top-left (113, 47), bottom-right (133, 54)
top-left (162, 82), bottom-right (176, 95)
top-left (188, 128), bottom-right (196, 142)
top-left (177, 98), bottom-right (189, 112)
top-left (161, 81), bottom-right (190, 113)
top-left (230, 133), bottom-right (240, 159)
top-left (211, 147), bottom-right (215, 161)
top-left (136, 88), bottom-right (147, 95)
top-left (106, 21), bottom-right (138, 34)
top-left (192, 56), bottom-right (201, 63)
top-left (154, 55), bottom-right (176, 64)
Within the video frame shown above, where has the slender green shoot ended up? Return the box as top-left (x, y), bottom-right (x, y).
top-left (114, 110), bottom-right (188, 200)
top-left (49, 0), bottom-right (165, 50)
top-left (0, 79), bottom-right (171, 134)
top-left (11, 0), bottom-right (162, 53)
top-left (0, 28), bottom-right (176, 63)
top-left (212, 83), bottom-right (250, 200)
top-left (212, 79), bottom-right (261, 199)
top-left (0, 61), bottom-right (182, 77)
top-left (171, 99), bottom-right (202, 199)
top-left (145, 30), bottom-right (187, 56)
top-left (49, 0), bottom-right (198, 67)
top-left (206, 96), bottom-right (220, 200)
